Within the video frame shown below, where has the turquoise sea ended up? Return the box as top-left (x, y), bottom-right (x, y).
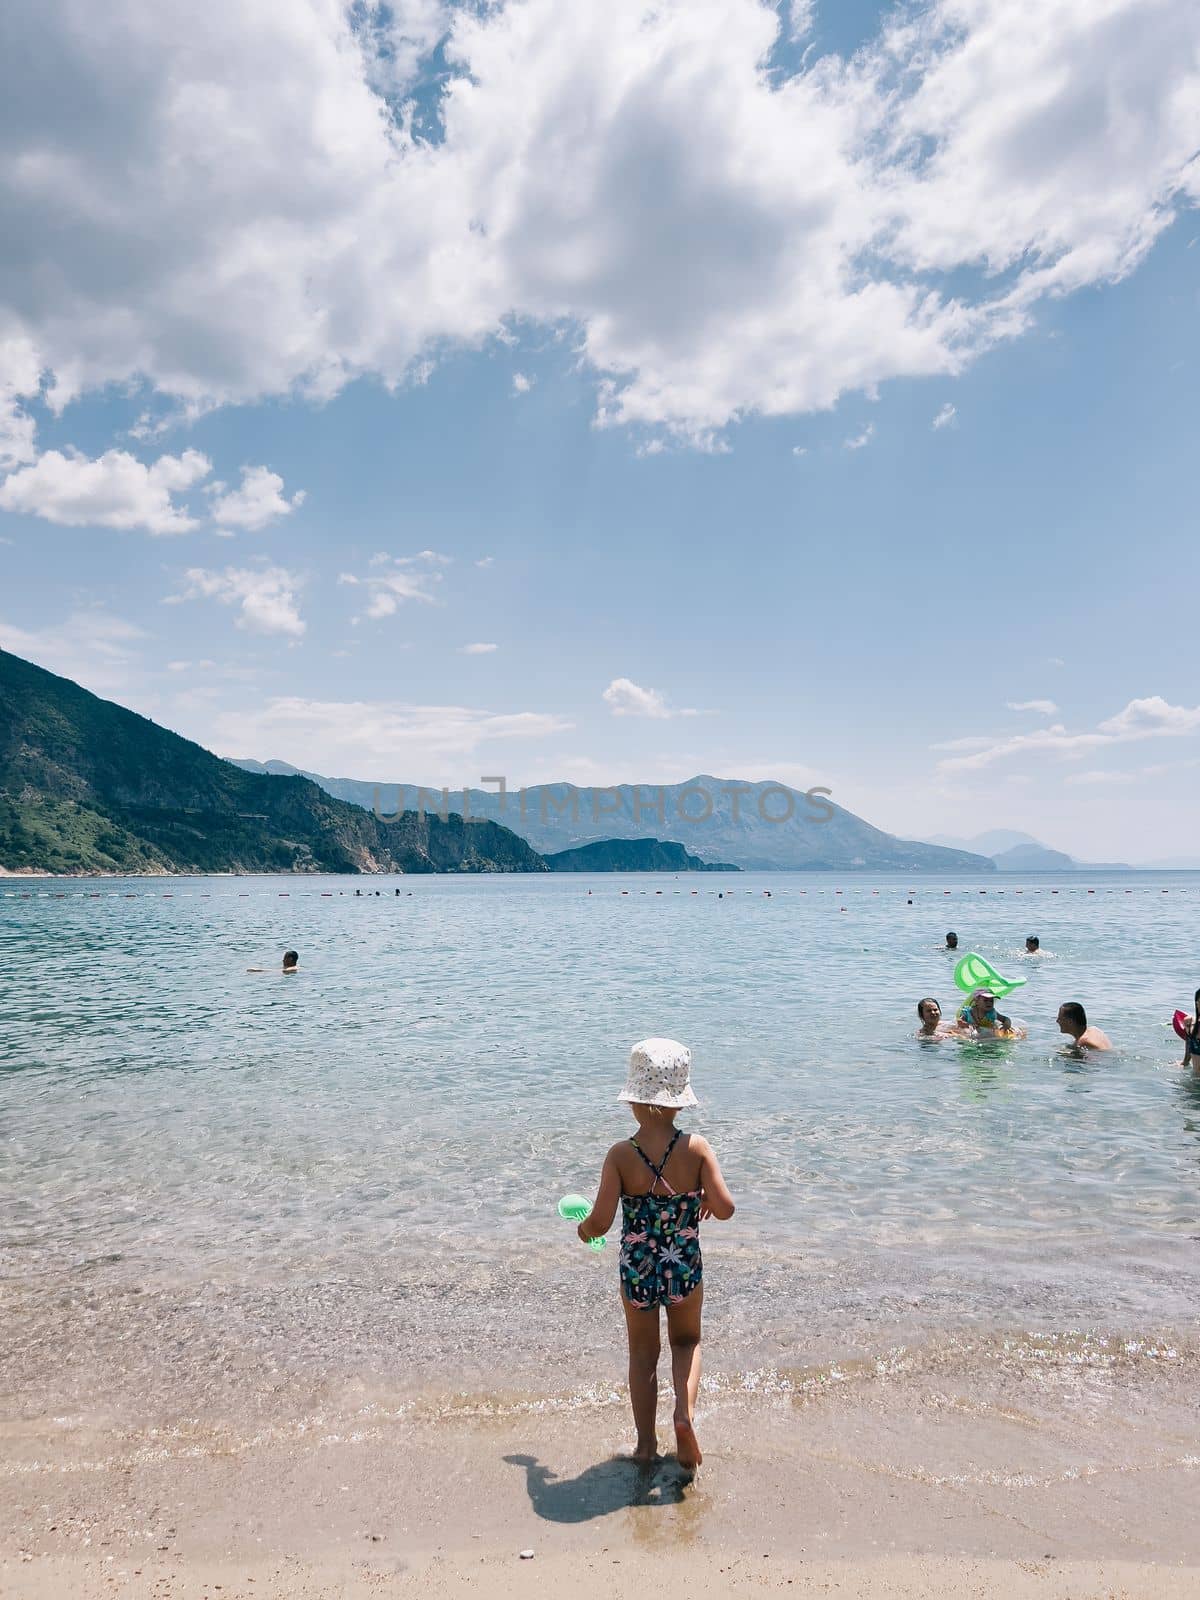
top-left (3, 870), bottom-right (1200, 1426)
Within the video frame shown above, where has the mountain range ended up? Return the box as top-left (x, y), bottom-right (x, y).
top-left (231, 761), bottom-right (994, 872)
top-left (924, 829), bottom-right (1131, 871)
top-left (0, 649), bottom-right (542, 875)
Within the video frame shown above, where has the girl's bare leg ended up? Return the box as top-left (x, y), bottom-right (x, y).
top-left (666, 1286), bottom-right (703, 1469)
top-left (621, 1296), bottom-right (661, 1461)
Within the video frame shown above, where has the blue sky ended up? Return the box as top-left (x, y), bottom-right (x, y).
top-left (1, 0), bottom-right (1198, 860)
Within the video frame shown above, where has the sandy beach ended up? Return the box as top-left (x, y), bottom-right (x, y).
top-left (5, 1320), bottom-right (1199, 1599)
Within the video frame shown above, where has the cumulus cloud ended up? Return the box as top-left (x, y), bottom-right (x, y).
top-left (170, 565), bottom-right (306, 636)
top-left (460, 641), bottom-right (498, 653)
top-left (0, 447), bottom-right (211, 533)
top-left (932, 403), bottom-right (957, 430)
top-left (1006, 699), bottom-right (1059, 715)
top-left (602, 676), bottom-right (699, 719)
top-left (339, 552), bottom-right (444, 620)
top-left (511, 372), bottom-right (533, 394)
top-left (938, 695), bottom-right (1200, 772)
top-left (0, 336), bottom-right (41, 470)
top-left (209, 465), bottom-right (305, 532)
top-left (1097, 695), bottom-right (1200, 737)
top-left (0, 0), bottom-right (1195, 448)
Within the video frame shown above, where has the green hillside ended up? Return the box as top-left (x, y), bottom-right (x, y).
top-left (544, 837), bottom-right (739, 871)
top-left (0, 649), bottom-right (545, 876)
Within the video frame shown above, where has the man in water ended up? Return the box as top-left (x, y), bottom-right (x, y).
top-left (1057, 1002), bottom-right (1111, 1051)
top-left (945, 931), bottom-right (959, 950)
top-left (917, 998), bottom-right (948, 1036)
top-left (955, 989), bottom-right (1025, 1038)
top-left (1026, 935), bottom-right (1040, 954)
top-left (247, 951), bottom-right (299, 974)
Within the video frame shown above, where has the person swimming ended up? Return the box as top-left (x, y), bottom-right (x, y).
top-left (945, 931), bottom-right (959, 950)
top-left (1025, 935), bottom-right (1040, 954)
top-left (916, 998), bottom-right (948, 1037)
top-left (247, 950), bottom-right (299, 975)
top-left (1057, 1002), bottom-right (1111, 1052)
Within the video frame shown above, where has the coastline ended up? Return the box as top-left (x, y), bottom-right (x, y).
top-left (5, 1331), bottom-right (1199, 1598)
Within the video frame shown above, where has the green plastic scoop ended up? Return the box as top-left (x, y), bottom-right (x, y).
top-left (953, 951), bottom-right (1027, 1000)
top-left (558, 1193), bottom-right (606, 1251)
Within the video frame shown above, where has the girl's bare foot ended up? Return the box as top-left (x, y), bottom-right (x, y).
top-left (673, 1417), bottom-right (702, 1469)
top-left (632, 1438), bottom-right (658, 1464)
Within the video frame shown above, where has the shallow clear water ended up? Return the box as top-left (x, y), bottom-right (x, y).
top-left (3, 871), bottom-right (1200, 1413)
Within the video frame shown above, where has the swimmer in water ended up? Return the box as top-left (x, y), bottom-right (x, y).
top-left (954, 989), bottom-right (1025, 1039)
top-left (944, 931), bottom-right (959, 951)
top-left (1057, 1002), bottom-right (1111, 1052)
top-left (1179, 989), bottom-right (1200, 1074)
top-left (916, 998), bottom-right (949, 1037)
top-left (1025, 935), bottom-right (1041, 954)
top-left (247, 950), bottom-right (299, 974)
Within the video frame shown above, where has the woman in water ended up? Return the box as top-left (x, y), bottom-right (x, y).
top-left (576, 1038), bottom-right (736, 1470)
top-left (917, 998), bottom-right (950, 1037)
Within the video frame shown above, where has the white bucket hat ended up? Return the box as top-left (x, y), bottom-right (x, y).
top-left (617, 1037), bottom-right (697, 1108)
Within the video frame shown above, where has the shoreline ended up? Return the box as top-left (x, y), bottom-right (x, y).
top-left (5, 1333), bottom-right (1199, 1598)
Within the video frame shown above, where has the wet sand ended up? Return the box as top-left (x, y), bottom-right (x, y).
top-left (4, 1328), bottom-right (1199, 1599)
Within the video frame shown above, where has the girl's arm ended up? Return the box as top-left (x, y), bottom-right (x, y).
top-left (578, 1147), bottom-right (622, 1242)
top-left (695, 1137), bottom-right (735, 1221)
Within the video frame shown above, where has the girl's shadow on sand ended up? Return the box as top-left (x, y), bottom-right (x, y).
top-left (503, 1453), bottom-right (692, 1522)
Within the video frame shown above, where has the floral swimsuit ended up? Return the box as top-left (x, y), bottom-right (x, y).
top-left (619, 1129), bottom-right (703, 1309)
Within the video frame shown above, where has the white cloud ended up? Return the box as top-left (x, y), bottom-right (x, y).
top-left (1048, 656), bottom-right (1066, 668)
top-left (0, 447), bottom-right (211, 533)
top-left (460, 641), bottom-right (498, 654)
top-left (0, 0), bottom-right (1195, 448)
top-left (791, 445), bottom-right (808, 457)
top-left (0, 610), bottom-right (146, 694)
top-left (338, 553), bottom-right (443, 620)
top-left (1097, 695), bottom-right (1200, 737)
top-left (602, 676), bottom-right (701, 719)
top-left (931, 403), bottom-right (957, 430)
top-left (511, 371), bottom-right (533, 394)
top-left (212, 696), bottom-right (573, 770)
top-left (475, 555), bottom-right (495, 568)
top-left (1006, 699), bottom-right (1059, 715)
top-left (938, 695), bottom-right (1200, 772)
top-left (209, 465), bottom-right (305, 533)
top-left (0, 336), bottom-right (41, 470)
top-left (602, 677), bottom-right (670, 718)
top-left (843, 424), bottom-right (875, 451)
top-left (171, 565), bottom-right (306, 636)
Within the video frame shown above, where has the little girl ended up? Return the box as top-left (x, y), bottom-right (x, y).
top-left (577, 1037), bottom-right (735, 1469)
